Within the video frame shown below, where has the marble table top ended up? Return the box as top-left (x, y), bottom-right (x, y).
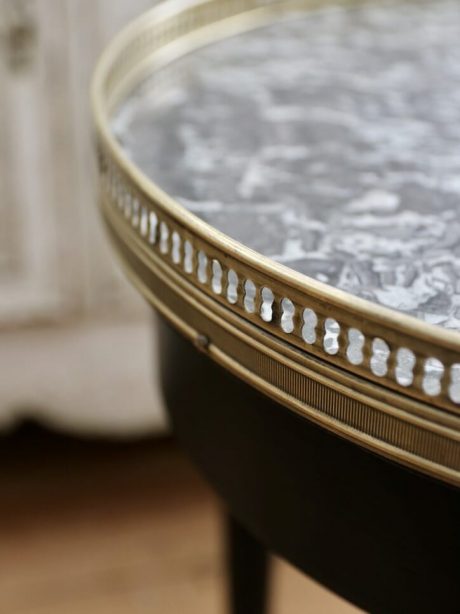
top-left (114, 0), bottom-right (460, 331)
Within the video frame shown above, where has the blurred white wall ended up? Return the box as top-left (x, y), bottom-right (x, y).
top-left (0, 0), bottom-right (167, 434)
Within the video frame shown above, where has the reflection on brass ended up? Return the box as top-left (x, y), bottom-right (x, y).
top-left (91, 0), bottom-right (460, 484)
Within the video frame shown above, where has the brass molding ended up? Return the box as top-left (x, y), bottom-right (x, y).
top-left (92, 0), bottom-right (460, 484)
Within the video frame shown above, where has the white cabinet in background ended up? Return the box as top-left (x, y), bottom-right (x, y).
top-left (0, 0), bottom-right (166, 434)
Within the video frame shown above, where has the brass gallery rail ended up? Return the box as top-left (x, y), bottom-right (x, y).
top-left (92, 0), bottom-right (460, 484)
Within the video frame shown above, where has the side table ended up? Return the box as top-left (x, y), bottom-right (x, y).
top-left (92, 0), bottom-right (460, 611)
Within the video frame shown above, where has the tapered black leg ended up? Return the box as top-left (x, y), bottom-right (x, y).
top-left (226, 514), bottom-right (270, 614)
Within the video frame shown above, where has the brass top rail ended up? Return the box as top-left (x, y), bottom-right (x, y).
top-left (92, 0), bottom-right (460, 484)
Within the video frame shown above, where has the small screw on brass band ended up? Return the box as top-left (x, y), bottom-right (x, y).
top-left (195, 333), bottom-right (210, 352)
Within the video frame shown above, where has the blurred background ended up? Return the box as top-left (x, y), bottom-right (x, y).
top-left (0, 0), bottom-right (360, 611)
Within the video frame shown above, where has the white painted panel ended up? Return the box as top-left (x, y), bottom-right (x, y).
top-left (0, 0), bottom-right (165, 433)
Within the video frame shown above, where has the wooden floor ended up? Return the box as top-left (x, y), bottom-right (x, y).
top-left (0, 423), bottom-right (361, 613)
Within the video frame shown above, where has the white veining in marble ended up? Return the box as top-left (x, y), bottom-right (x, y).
top-left (114, 0), bottom-right (460, 330)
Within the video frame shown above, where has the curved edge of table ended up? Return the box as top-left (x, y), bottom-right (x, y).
top-left (91, 0), bottom-right (460, 485)
top-left (91, 0), bottom-right (460, 416)
top-left (101, 189), bottom-right (460, 485)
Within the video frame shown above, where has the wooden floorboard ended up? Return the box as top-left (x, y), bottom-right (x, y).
top-left (0, 423), bottom-right (361, 613)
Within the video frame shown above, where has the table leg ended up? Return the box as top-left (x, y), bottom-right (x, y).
top-left (226, 513), bottom-right (269, 614)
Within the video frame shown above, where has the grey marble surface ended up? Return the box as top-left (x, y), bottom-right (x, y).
top-left (114, 0), bottom-right (460, 331)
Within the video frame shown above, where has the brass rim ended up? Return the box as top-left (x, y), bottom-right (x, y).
top-left (92, 0), bottom-right (460, 483)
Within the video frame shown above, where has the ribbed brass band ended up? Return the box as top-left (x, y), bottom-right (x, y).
top-left (92, 0), bottom-right (460, 484)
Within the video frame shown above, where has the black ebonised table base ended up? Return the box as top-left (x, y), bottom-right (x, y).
top-left (158, 316), bottom-right (460, 614)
